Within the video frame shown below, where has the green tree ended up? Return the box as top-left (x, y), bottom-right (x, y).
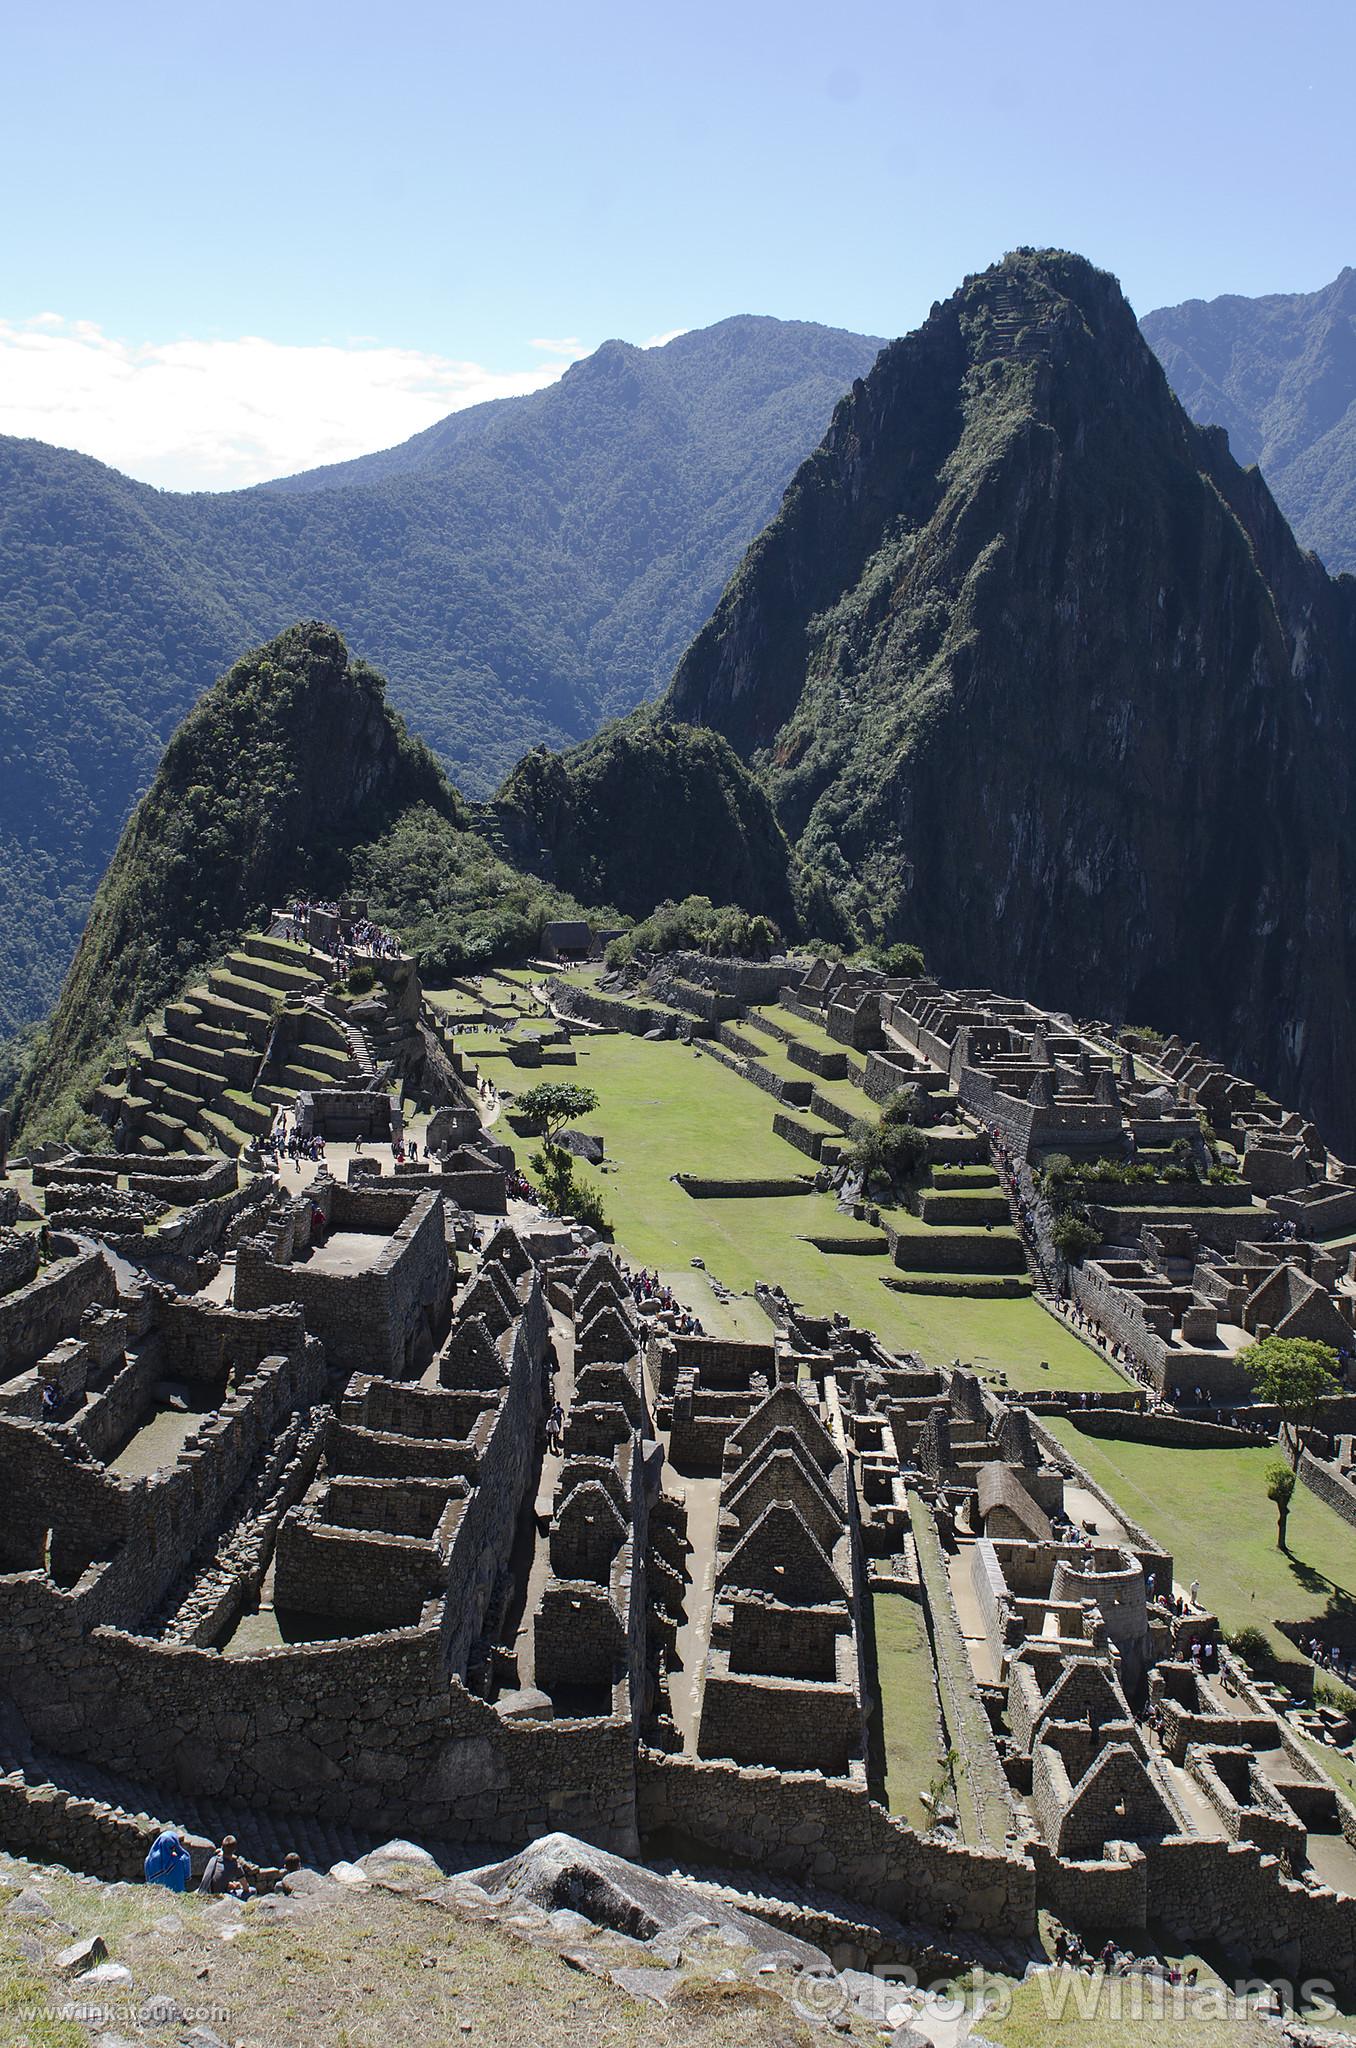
top-left (1245, 1335), bottom-right (1341, 1468)
top-left (1265, 1460), bottom-right (1297, 1550)
top-left (515, 1080), bottom-right (600, 1150)
top-left (882, 1084), bottom-right (930, 1128)
top-left (1051, 1211), bottom-right (1101, 1262)
top-left (847, 1117), bottom-right (928, 1195)
top-left (869, 941), bottom-right (926, 978)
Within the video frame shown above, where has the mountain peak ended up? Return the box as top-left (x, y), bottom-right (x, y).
top-left (667, 250), bottom-right (1356, 1147)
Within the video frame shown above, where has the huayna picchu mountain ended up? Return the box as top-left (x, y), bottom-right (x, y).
top-left (667, 249), bottom-right (1356, 1150)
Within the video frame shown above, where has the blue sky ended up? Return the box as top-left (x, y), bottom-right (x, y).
top-left (4, 0), bottom-right (1352, 487)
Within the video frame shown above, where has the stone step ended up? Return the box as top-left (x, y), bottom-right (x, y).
top-left (278, 1060), bottom-right (344, 1091)
top-left (139, 1110), bottom-right (187, 1148)
top-left (198, 1110), bottom-right (248, 1157)
top-left (149, 1031), bottom-right (233, 1083)
top-left (141, 1055), bottom-right (226, 1105)
top-left (168, 1001), bottom-right (256, 1055)
top-left (200, 977), bottom-right (276, 1029)
top-left (207, 969), bottom-right (280, 1017)
top-left (289, 1037), bottom-right (351, 1079)
top-left (240, 933), bottom-right (327, 974)
top-left (253, 1082), bottom-right (297, 1110)
top-left (221, 1090), bottom-right (273, 1137)
top-left (225, 951), bottom-right (323, 997)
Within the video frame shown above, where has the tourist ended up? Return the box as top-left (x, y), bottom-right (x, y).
top-left (40, 1380), bottom-right (60, 1424)
top-left (198, 1834), bottom-right (253, 1898)
top-left (144, 1826), bottom-right (192, 1892)
top-left (547, 1400), bottom-right (564, 1453)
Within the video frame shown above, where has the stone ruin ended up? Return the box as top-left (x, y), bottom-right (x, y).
top-left (9, 946), bottom-right (1356, 1988)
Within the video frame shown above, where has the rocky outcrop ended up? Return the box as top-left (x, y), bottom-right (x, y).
top-left (495, 715), bottom-right (801, 927)
top-left (668, 250), bottom-right (1356, 1149)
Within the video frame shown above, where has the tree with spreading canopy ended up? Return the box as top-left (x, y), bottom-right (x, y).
top-left (1245, 1335), bottom-right (1341, 1468)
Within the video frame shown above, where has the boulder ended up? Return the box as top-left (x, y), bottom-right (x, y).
top-left (559, 1130), bottom-right (605, 1165)
top-left (461, 1832), bottom-right (829, 1970)
top-left (56, 1934), bottom-right (107, 1975)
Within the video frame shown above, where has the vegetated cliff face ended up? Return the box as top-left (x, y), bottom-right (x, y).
top-left (668, 250), bottom-right (1356, 1149)
top-left (15, 622), bottom-right (452, 1137)
top-left (1143, 268), bottom-right (1356, 575)
top-left (494, 715), bottom-right (801, 929)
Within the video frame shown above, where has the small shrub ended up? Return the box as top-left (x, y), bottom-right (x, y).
top-left (346, 961), bottom-right (376, 994)
top-left (529, 1145), bottom-right (610, 1233)
top-left (1228, 1625), bottom-right (1272, 1671)
top-left (882, 1084), bottom-right (930, 1128)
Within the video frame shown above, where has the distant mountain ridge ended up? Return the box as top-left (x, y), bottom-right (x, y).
top-left (667, 250), bottom-right (1356, 1148)
top-left (0, 313), bottom-right (883, 1044)
top-left (1143, 268), bottom-right (1356, 573)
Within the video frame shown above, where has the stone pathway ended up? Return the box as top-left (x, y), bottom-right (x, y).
top-left (666, 1470), bottom-right (723, 1752)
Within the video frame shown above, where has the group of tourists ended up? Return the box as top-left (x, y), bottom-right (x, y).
top-left (1050, 1927), bottom-right (1206, 1990)
top-left (281, 899), bottom-right (401, 963)
top-left (264, 1116), bottom-right (326, 1166)
top-left (618, 1260), bottom-right (706, 1336)
top-left (1301, 1634), bottom-right (1356, 1680)
top-left (144, 1827), bottom-right (303, 1898)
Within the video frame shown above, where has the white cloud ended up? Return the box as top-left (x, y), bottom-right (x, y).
top-left (529, 335), bottom-right (585, 354)
top-left (0, 315), bottom-right (591, 491)
top-left (643, 327), bottom-right (689, 349)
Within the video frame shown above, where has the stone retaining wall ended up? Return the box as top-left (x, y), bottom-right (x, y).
top-left (636, 1749), bottom-right (1035, 1938)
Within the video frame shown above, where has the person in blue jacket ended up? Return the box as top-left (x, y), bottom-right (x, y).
top-left (143, 1827), bottom-right (192, 1891)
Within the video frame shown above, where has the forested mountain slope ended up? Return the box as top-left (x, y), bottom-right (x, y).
top-left (0, 314), bottom-right (881, 1042)
top-left (1143, 267), bottom-right (1356, 573)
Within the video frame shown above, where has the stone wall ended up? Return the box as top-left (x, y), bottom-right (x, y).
top-left (636, 1750), bottom-right (1036, 1938)
top-left (235, 1188), bottom-right (451, 1376)
top-left (0, 1243), bottom-right (116, 1383)
top-left (674, 1172), bottom-right (812, 1199)
top-left (1298, 1447), bottom-right (1356, 1532)
top-left (668, 954), bottom-right (805, 1004)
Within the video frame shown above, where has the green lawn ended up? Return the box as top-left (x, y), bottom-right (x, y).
top-left (986, 1973), bottom-right (1275, 2046)
top-left (752, 1000), bottom-right (851, 1059)
top-left (1046, 1420), bottom-right (1356, 1658)
top-left (561, 1033), bottom-right (1117, 1389)
top-left (874, 1590), bottom-right (944, 1828)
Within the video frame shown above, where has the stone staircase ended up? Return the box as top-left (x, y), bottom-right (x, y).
top-left (983, 277), bottom-right (1049, 363)
top-left (94, 934), bottom-right (362, 1158)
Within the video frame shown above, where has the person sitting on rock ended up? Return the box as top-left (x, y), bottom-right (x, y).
top-left (198, 1834), bottom-right (253, 1898)
top-left (144, 1826), bottom-right (192, 1892)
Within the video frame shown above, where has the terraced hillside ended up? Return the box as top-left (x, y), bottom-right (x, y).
top-left (92, 933), bottom-right (368, 1157)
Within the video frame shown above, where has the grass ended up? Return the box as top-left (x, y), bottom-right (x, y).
top-left (985, 1971), bottom-right (1280, 2045)
top-left (874, 1591), bottom-right (945, 1829)
top-left (1046, 1420), bottom-right (1356, 1659)
top-left (0, 1856), bottom-right (842, 2048)
top-left (751, 1002), bottom-right (848, 1060)
top-left (557, 1032), bottom-right (1117, 1390)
